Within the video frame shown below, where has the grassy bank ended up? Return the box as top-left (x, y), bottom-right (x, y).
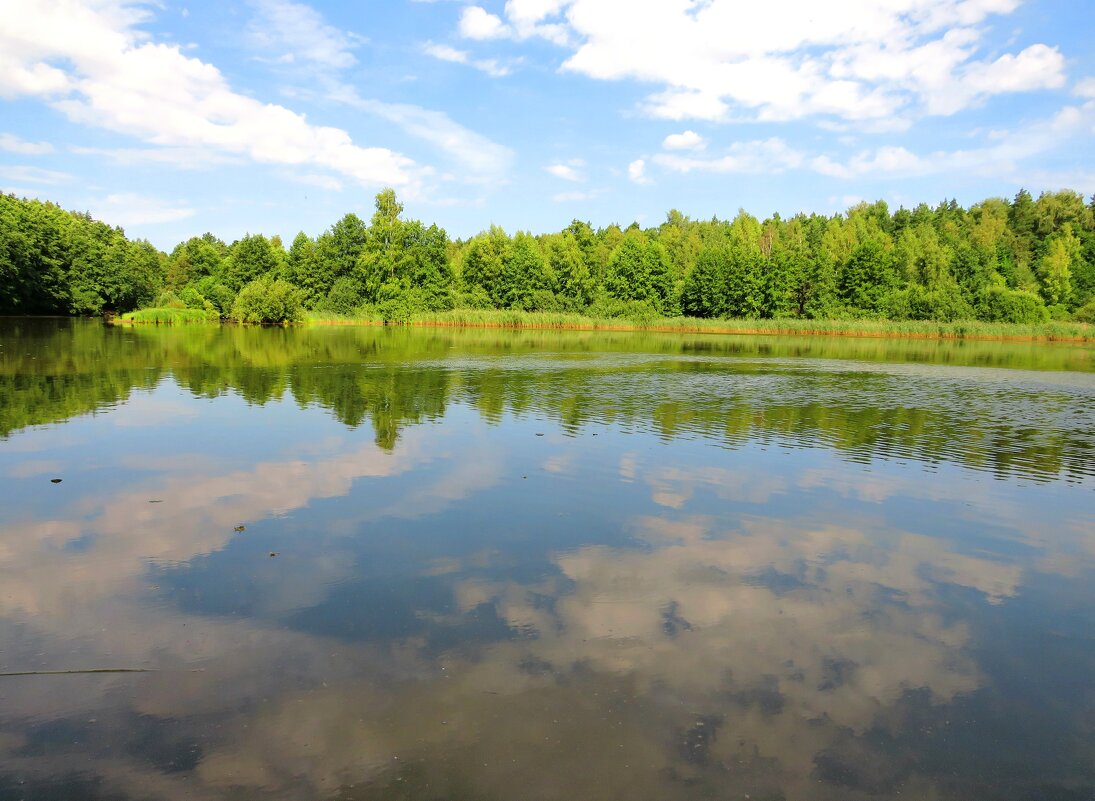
top-left (110, 307), bottom-right (1092, 341)
top-left (302, 308), bottom-right (1093, 342)
top-left (115, 307), bottom-right (221, 324)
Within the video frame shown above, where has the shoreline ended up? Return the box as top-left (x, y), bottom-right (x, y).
top-left (109, 312), bottom-right (1094, 343)
top-left (299, 315), bottom-right (1093, 343)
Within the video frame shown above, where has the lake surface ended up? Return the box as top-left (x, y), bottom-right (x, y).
top-left (1, 318), bottom-right (1093, 801)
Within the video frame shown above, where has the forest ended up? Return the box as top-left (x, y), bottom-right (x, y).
top-left (1, 188), bottom-right (1094, 325)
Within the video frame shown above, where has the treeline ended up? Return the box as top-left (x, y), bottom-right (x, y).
top-left (3, 188), bottom-right (1095, 324)
top-left (0, 194), bottom-right (161, 315)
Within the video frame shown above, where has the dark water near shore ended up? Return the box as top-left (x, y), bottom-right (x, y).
top-left (1, 318), bottom-right (1093, 801)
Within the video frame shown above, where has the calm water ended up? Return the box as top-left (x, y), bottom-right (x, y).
top-left (1, 319), bottom-right (1094, 801)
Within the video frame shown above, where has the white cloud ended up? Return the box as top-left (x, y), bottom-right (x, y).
top-left (545, 160), bottom-right (585, 181)
top-left (457, 0), bottom-right (1066, 124)
top-left (0, 0), bottom-right (418, 189)
top-left (87, 192), bottom-right (195, 226)
top-left (337, 94), bottom-right (515, 182)
top-left (459, 1), bottom-right (570, 44)
top-left (505, 0), bottom-right (567, 28)
top-left (246, 0), bottom-right (361, 70)
top-left (654, 138), bottom-right (804, 174)
top-left (812, 146), bottom-right (925, 179)
top-left (459, 6), bottom-right (512, 40)
top-left (661, 130), bottom-right (704, 151)
top-left (236, 2), bottom-right (515, 184)
top-left (0, 165), bottom-right (72, 185)
top-left (1074, 77), bottom-right (1095, 99)
top-left (627, 158), bottom-right (650, 184)
top-left (0, 133), bottom-right (53, 155)
top-left (810, 101), bottom-right (1095, 180)
top-left (422, 42), bottom-right (511, 77)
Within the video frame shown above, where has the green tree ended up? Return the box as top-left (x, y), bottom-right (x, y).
top-left (544, 232), bottom-right (595, 310)
top-left (498, 231), bottom-right (550, 310)
top-left (461, 226), bottom-right (509, 306)
top-left (225, 234), bottom-right (281, 291)
top-left (1038, 226), bottom-right (1077, 307)
top-left (840, 240), bottom-right (895, 313)
top-left (604, 230), bottom-right (673, 312)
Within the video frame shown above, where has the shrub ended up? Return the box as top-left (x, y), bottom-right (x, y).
top-left (230, 277), bottom-right (304, 324)
top-left (527, 289), bottom-right (563, 312)
top-left (453, 286), bottom-right (494, 310)
top-left (1046, 304), bottom-right (1072, 321)
top-left (885, 284), bottom-right (974, 322)
top-left (155, 290), bottom-right (186, 309)
top-left (1072, 298), bottom-right (1095, 324)
top-left (323, 277), bottom-right (364, 315)
top-left (119, 307), bottom-right (220, 324)
top-left (179, 286), bottom-right (207, 310)
top-left (194, 277), bottom-right (235, 316)
top-left (976, 285), bottom-right (1049, 324)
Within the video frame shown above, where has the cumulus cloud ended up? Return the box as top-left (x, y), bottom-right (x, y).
top-left (459, 6), bottom-right (512, 40)
top-left (545, 160), bottom-right (584, 181)
top-left (453, 0), bottom-right (1067, 124)
top-left (459, 1), bottom-right (570, 44)
top-left (0, 0), bottom-right (417, 189)
top-left (661, 130), bottom-right (705, 151)
top-left (627, 157), bottom-right (649, 184)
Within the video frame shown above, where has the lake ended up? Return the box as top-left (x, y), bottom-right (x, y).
top-left (1, 318), bottom-right (1093, 801)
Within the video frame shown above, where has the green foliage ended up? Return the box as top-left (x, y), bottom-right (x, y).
top-left (1072, 297), bottom-right (1095, 324)
top-left (118, 307), bottom-right (220, 324)
top-left (178, 286), bottom-right (208, 310)
top-left (453, 286), bottom-right (493, 310)
top-left (885, 283), bottom-right (975, 322)
top-left (225, 233), bottom-right (283, 291)
top-left (1037, 226), bottom-right (1078, 307)
top-left (680, 246), bottom-right (730, 318)
top-left (840, 240), bottom-right (896, 313)
top-left (192, 276), bottom-right (234, 316)
top-left (5, 187), bottom-right (1095, 330)
top-left (313, 213), bottom-right (367, 295)
top-left (498, 232), bottom-right (550, 310)
top-left (322, 276), bottom-right (364, 315)
top-left (230, 277), bottom-right (304, 324)
top-left (544, 232), bottom-right (595, 309)
top-left (976, 285), bottom-right (1049, 324)
top-left (604, 231), bottom-right (673, 313)
top-left (460, 226), bottom-right (509, 306)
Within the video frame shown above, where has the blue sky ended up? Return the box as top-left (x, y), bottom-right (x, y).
top-left (1, 0), bottom-right (1093, 249)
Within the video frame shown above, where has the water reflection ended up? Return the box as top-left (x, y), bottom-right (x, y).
top-left (0, 320), bottom-right (1093, 800)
